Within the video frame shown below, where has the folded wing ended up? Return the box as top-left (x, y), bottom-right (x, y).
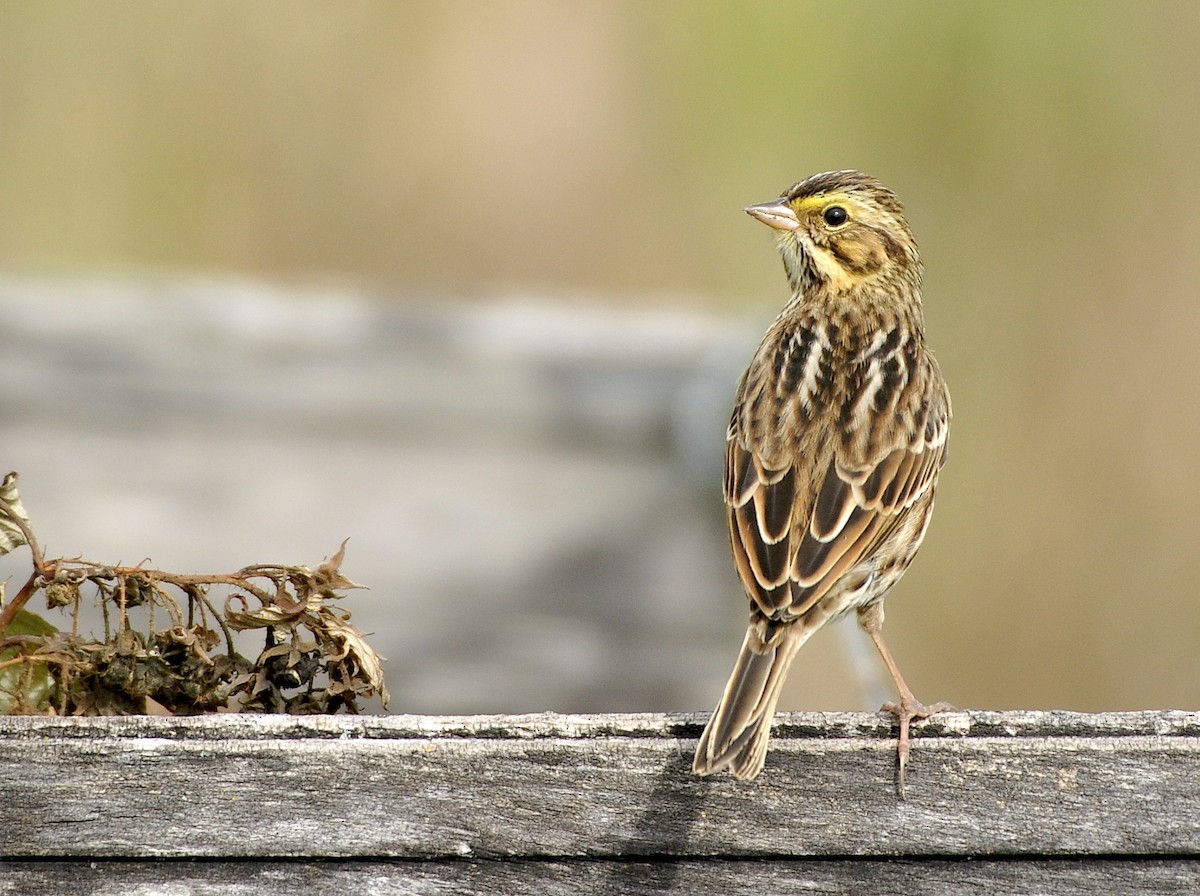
top-left (725, 357), bottom-right (949, 626)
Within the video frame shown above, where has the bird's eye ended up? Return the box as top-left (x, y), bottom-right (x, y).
top-left (823, 206), bottom-right (848, 227)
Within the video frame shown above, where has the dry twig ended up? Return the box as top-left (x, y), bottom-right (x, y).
top-left (0, 473), bottom-right (388, 716)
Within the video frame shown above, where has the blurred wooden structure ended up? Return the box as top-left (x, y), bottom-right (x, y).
top-left (3, 711), bottom-right (1199, 893)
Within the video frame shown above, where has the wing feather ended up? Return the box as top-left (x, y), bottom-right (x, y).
top-left (811, 463), bottom-right (857, 541)
top-left (733, 499), bottom-right (791, 589)
top-left (725, 439), bottom-right (758, 508)
top-left (859, 448), bottom-right (907, 508)
top-left (723, 337), bottom-right (950, 626)
top-left (755, 466), bottom-right (795, 544)
top-left (789, 512), bottom-right (888, 617)
top-left (793, 505), bottom-right (874, 587)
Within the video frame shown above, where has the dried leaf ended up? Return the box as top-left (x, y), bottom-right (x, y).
top-left (224, 590), bottom-right (321, 631)
top-left (3, 526), bottom-right (384, 716)
top-left (314, 539), bottom-right (367, 592)
top-left (0, 472), bottom-right (31, 556)
top-left (0, 609), bottom-right (58, 714)
top-left (320, 611), bottom-right (389, 707)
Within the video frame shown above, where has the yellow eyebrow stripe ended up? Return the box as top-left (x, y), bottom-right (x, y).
top-left (790, 193), bottom-right (853, 213)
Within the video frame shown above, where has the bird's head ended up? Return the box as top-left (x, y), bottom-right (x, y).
top-left (746, 170), bottom-right (920, 296)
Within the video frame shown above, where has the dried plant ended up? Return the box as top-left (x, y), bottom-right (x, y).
top-left (0, 472), bottom-right (388, 715)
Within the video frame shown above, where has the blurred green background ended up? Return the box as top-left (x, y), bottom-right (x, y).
top-left (2, 2), bottom-right (1198, 714)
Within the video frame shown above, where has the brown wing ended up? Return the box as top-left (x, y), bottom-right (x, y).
top-left (725, 352), bottom-right (949, 624)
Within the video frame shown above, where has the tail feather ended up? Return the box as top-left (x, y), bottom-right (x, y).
top-left (694, 626), bottom-right (805, 780)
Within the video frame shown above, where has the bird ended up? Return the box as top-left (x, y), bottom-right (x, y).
top-left (693, 170), bottom-right (951, 794)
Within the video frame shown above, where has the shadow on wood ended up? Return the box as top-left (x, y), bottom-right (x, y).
top-left (604, 747), bottom-right (709, 894)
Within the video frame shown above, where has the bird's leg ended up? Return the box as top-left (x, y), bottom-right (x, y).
top-left (857, 603), bottom-right (952, 798)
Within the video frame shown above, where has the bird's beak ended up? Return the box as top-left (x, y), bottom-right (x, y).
top-left (744, 200), bottom-right (799, 232)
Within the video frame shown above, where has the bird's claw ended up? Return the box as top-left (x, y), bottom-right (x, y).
top-left (880, 698), bottom-right (954, 799)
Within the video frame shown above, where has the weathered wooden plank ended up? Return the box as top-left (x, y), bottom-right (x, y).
top-left (2, 712), bottom-right (1199, 859)
top-left (3, 859), bottom-right (1200, 896)
top-left (7, 708), bottom-right (1200, 739)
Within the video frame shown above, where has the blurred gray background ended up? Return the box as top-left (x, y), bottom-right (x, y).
top-left (1, 2), bottom-right (1198, 715)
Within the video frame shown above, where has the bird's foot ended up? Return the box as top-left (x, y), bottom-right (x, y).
top-left (879, 697), bottom-right (954, 799)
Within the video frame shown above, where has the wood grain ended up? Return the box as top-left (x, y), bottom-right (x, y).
top-left (4, 859), bottom-right (1200, 896)
top-left (3, 711), bottom-right (1199, 862)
